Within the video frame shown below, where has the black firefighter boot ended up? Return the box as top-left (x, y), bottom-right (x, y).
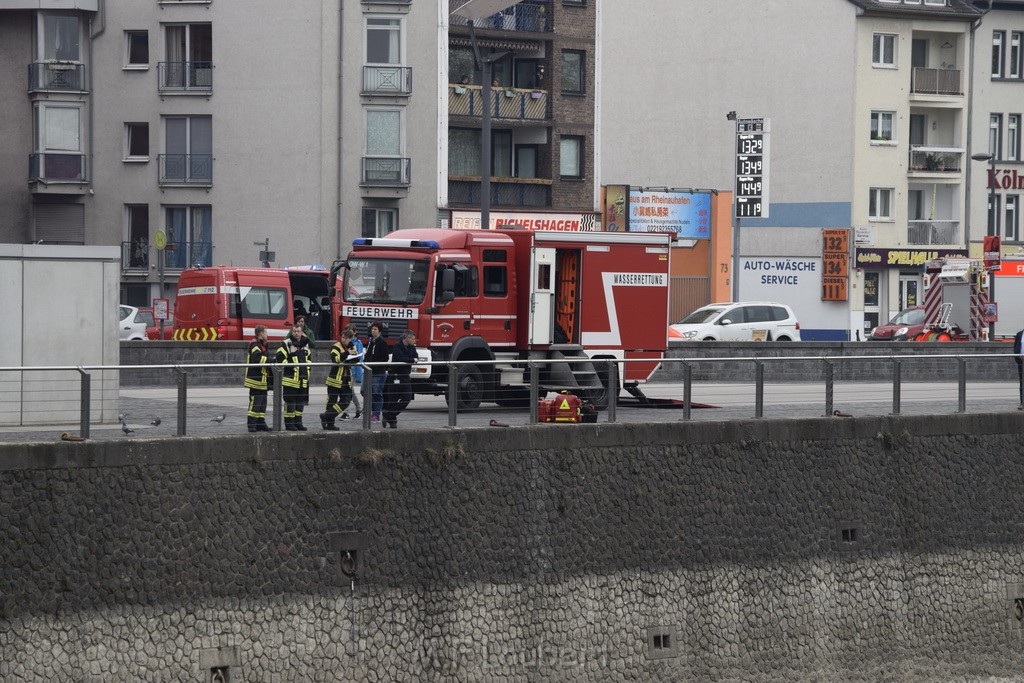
top-left (247, 417), bottom-right (257, 433)
top-left (256, 419), bottom-right (272, 432)
top-left (285, 416), bottom-right (298, 432)
top-left (294, 413), bottom-right (307, 431)
top-left (321, 412), bottom-right (339, 431)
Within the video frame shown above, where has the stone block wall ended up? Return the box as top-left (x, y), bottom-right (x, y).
top-left (2, 415), bottom-right (1024, 680)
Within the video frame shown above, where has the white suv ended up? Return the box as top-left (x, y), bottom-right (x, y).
top-left (668, 302), bottom-right (801, 342)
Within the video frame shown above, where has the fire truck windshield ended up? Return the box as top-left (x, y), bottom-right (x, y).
top-left (343, 258), bottom-right (429, 305)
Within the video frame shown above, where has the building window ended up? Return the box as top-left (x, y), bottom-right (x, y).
top-left (125, 205), bottom-right (150, 269)
top-left (124, 123), bottom-right (150, 161)
top-left (560, 135), bottom-right (583, 179)
top-left (125, 30), bottom-right (149, 67)
top-left (993, 31), bottom-right (1005, 78)
top-left (366, 17), bottom-right (401, 64)
top-left (161, 116), bottom-right (212, 183)
top-left (1012, 32), bottom-right (1023, 79)
top-left (38, 14), bottom-right (81, 62)
top-left (1006, 195), bottom-right (1020, 242)
top-left (561, 50), bottom-right (585, 94)
top-left (986, 194), bottom-right (1003, 237)
top-left (868, 187), bottom-right (893, 220)
top-left (32, 104), bottom-right (83, 181)
top-left (362, 207), bottom-right (397, 238)
top-left (164, 205), bottom-right (212, 269)
top-left (162, 23), bottom-right (212, 90)
top-left (991, 114), bottom-right (1003, 160)
top-left (1009, 114), bottom-right (1021, 162)
top-left (870, 111), bottom-right (895, 142)
top-left (364, 109), bottom-right (407, 183)
top-left (872, 34), bottom-right (896, 67)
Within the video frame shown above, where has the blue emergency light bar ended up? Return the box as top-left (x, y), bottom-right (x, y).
top-left (352, 238), bottom-right (441, 249)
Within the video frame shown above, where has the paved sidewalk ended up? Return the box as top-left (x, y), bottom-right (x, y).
top-left (1, 380), bottom-right (1021, 444)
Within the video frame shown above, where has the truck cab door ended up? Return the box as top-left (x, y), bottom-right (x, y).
top-left (529, 247), bottom-right (556, 345)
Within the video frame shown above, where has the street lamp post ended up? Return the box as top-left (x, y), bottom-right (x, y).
top-left (971, 152), bottom-right (997, 340)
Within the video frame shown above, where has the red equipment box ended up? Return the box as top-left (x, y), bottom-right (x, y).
top-left (538, 392), bottom-right (582, 423)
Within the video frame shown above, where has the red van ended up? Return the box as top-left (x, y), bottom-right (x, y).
top-left (172, 266), bottom-right (337, 341)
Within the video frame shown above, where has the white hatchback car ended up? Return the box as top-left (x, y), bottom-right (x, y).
top-left (118, 305), bottom-right (149, 341)
top-left (668, 302), bottom-right (801, 342)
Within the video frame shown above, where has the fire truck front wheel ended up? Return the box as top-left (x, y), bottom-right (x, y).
top-left (447, 364), bottom-right (484, 412)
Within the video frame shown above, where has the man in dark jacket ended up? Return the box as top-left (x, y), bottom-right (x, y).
top-left (382, 330), bottom-right (417, 428)
top-left (364, 321), bottom-right (390, 422)
top-left (244, 325), bottom-right (271, 432)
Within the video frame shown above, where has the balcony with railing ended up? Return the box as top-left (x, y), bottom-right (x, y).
top-left (911, 67), bottom-right (962, 96)
top-left (121, 240), bottom-right (150, 273)
top-left (158, 154), bottom-right (213, 186)
top-left (908, 146), bottom-right (963, 175)
top-left (448, 176), bottom-right (552, 208)
top-left (29, 153), bottom-right (87, 184)
top-left (158, 61), bottom-right (213, 94)
top-left (362, 66), bottom-right (412, 95)
top-left (27, 62), bottom-right (86, 94)
top-left (362, 157), bottom-right (411, 186)
top-left (907, 220), bottom-right (960, 246)
top-left (163, 241), bottom-right (213, 270)
top-left (449, 85), bottom-right (549, 121)
top-left (453, 3), bottom-right (551, 33)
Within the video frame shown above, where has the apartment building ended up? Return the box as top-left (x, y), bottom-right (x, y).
top-left (0, 0), bottom-right (599, 309)
top-left (600, 0), bottom-right (982, 340)
top-left (971, 0), bottom-right (1024, 335)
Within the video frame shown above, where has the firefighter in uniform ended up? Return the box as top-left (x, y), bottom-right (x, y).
top-left (244, 325), bottom-right (272, 432)
top-left (320, 330), bottom-right (358, 430)
top-left (276, 323), bottom-right (311, 431)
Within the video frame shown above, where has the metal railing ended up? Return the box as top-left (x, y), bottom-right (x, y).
top-left (911, 66), bottom-right (962, 95)
top-left (162, 240), bottom-right (213, 270)
top-left (363, 66), bottom-right (412, 94)
top-left (474, 3), bottom-right (551, 32)
top-left (121, 239), bottom-right (150, 271)
top-left (448, 178), bottom-right (551, 207)
top-left (27, 61), bottom-right (86, 92)
top-left (361, 156), bottom-right (411, 185)
top-left (29, 153), bottom-right (87, 183)
top-left (2, 353), bottom-right (1019, 440)
top-left (448, 85), bottom-right (549, 120)
top-left (908, 146), bottom-right (963, 173)
top-left (158, 153), bottom-right (213, 185)
top-left (158, 61), bottom-right (213, 93)
top-left (907, 219), bottom-right (960, 245)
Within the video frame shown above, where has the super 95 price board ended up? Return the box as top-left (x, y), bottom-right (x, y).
top-left (821, 228), bottom-right (849, 301)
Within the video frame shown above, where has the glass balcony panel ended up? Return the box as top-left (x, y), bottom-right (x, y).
top-left (908, 147), bottom-right (963, 173)
top-left (448, 178), bottom-right (551, 208)
top-left (158, 62), bottom-right (213, 93)
top-left (29, 153), bottom-right (87, 182)
top-left (907, 220), bottom-right (960, 245)
top-left (362, 66), bottom-right (412, 94)
top-left (362, 156), bottom-right (411, 185)
top-left (158, 154), bottom-right (213, 185)
top-left (27, 62), bottom-right (86, 93)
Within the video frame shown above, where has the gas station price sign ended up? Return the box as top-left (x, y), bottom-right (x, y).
top-left (821, 228), bottom-right (850, 301)
top-left (734, 118), bottom-right (769, 219)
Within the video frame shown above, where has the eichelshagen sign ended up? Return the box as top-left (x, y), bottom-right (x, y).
top-left (855, 248), bottom-right (967, 268)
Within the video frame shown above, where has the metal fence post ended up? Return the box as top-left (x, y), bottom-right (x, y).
top-left (447, 362), bottom-right (458, 428)
top-left (606, 359), bottom-right (617, 424)
top-left (362, 366), bottom-right (373, 430)
top-left (892, 359), bottom-right (901, 415)
top-left (682, 361), bottom-right (692, 421)
top-left (754, 361), bottom-right (764, 419)
top-left (175, 367), bottom-right (188, 436)
top-left (957, 357), bottom-right (967, 413)
top-left (271, 365), bottom-right (283, 431)
top-left (824, 360), bottom-right (834, 417)
top-left (529, 362), bottom-right (539, 424)
top-left (77, 368), bottom-right (90, 439)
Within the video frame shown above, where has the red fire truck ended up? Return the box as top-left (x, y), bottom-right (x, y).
top-left (336, 227), bottom-right (673, 409)
top-left (913, 257), bottom-right (990, 341)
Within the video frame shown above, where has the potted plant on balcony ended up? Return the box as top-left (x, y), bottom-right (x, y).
top-left (504, 87), bottom-right (516, 98)
top-left (530, 90), bottom-right (543, 99)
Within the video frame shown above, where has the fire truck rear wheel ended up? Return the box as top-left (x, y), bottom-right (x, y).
top-left (449, 364), bottom-right (483, 411)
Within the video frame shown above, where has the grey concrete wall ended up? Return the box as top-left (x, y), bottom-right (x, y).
top-left (119, 340), bottom-right (1018, 386)
top-left (2, 415), bottom-right (1024, 680)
